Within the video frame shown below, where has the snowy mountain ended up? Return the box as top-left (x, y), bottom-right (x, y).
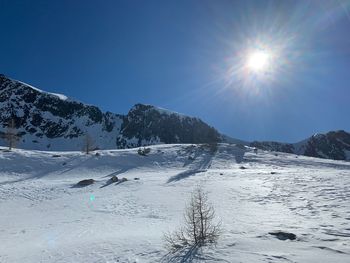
top-left (116, 103), bottom-right (221, 148)
top-left (0, 74), bottom-right (223, 151)
top-left (1, 144), bottom-right (350, 262)
top-left (251, 130), bottom-right (350, 161)
top-left (1, 74), bottom-right (349, 161)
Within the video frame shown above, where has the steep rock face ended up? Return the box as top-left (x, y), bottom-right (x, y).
top-left (251, 130), bottom-right (350, 161)
top-left (0, 75), bottom-right (222, 150)
top-left (116, 104), bottom-right (221, 148)
top-left (299, 131), bottom-right (350, 160)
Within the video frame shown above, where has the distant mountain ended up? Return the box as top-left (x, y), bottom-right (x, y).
top-left (0, 74), bottom-right (226, 151)
top-left (1, 74), bottom-right (349, 161)
top-left (251, 130), bottom-right (350, 161)
top-left (117, 104), bottom-right (222, 148)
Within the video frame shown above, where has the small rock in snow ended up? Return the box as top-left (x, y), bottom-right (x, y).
top-left (269, 231), bottom-right (296, 240)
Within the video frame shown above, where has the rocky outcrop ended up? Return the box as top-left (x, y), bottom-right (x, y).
top-left (251, 130), bottom-right (350, 161)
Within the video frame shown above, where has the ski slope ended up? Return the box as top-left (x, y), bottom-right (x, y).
top-left (0, 144), bottom-right (349, 262)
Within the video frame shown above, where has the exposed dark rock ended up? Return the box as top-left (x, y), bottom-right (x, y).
top-left (269, 231), bottom-right (296, 241)
top-left (138, 147), bottom-right (151, 156)
top-left (110, 176), bottom-right (118, 182)
top-left (251, 130), bottom-right (350, 161)
top-left (117, 104), bottom-right (221, 148)
top-left (76, 179), bottom-right (95, 187)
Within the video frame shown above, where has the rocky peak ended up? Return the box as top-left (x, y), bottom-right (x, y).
top-left (0, 75), bottom-right (224, 151)
top-left (251, 130), bottom-right (350, 161)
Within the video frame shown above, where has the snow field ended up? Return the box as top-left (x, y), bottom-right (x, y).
top-left (0, 144), bottom-right (349, 262)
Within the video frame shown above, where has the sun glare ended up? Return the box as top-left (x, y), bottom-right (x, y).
top-left (247, 50), bottom-right (271, 72)
top-left (225, 39), bottom-right (285, 93)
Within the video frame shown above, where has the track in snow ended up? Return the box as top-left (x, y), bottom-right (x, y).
top-left (0, 144), bottom-right (349, 262)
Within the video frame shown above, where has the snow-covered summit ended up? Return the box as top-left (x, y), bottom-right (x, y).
top-left (129, 103), bottom-right (194, 121)
top-left (0, 74), bottom-right (68, 101)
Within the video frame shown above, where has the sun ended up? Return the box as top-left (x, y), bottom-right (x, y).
top-left (247, 50), bottom-right (271, 72)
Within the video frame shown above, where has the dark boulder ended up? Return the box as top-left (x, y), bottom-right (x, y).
top-left (269, 231), bottom-right (296, 241)
top-left (76, 179), bottom-right (95, 187)
top-left (110, 176), bottom-right (118, 182)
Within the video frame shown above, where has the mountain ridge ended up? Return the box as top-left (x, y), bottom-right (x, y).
top-left (0, 74), bottom-right (349, 160)
top-left (250, 130), bottom-right (350, 160)
top-left (0, 74), bottom-right (224, 151)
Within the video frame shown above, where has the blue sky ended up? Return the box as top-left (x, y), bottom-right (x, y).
top-left (1, 0), bottom-right (349, 142)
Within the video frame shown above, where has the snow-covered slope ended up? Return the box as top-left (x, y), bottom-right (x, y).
top-left (251, 130), bottom-right (350, 161)
top-left (0, 144), bottom-right (349, 262)
top-left (0, 74), bottom-right (223, 151)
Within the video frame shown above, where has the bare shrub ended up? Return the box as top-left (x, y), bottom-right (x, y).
top-left (5, 119), bottom-right (19, 150)
top-left (83, 133), bottom-right (95, 154)
top-left (164, 186), bottom-right (221, 252)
